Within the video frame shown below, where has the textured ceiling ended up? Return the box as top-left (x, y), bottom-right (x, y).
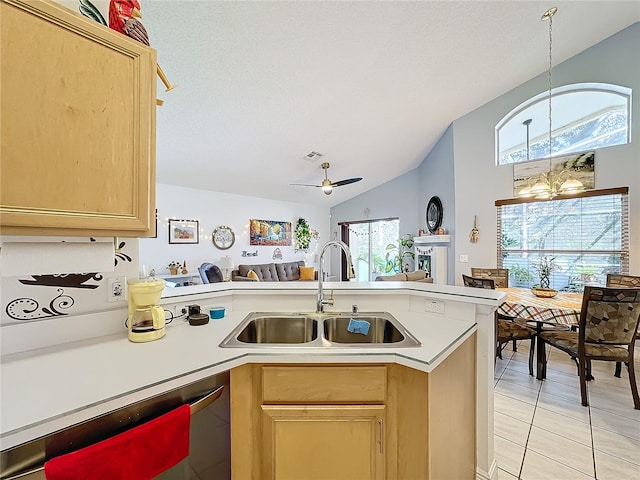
top-left (142, 1), bottom-right (639, 207)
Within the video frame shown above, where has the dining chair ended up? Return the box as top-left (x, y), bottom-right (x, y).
top-left (471, 267), bottom-right (521, 353)
top-left (539, 286), bottom-right (640, 409)
top-left (606, 274), bottom-right (640, 377)
top-left (462, 274), bottom-right (536, 376)
top-left (470, 268), bottom-right (509, 288)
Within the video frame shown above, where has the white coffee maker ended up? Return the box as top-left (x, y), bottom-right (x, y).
top-left (127, 278), bottom-right (166, 343)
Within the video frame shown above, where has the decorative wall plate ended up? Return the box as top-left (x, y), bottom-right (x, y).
top-left (426, 196), bottom-right (443, 234)
top-left (212, 226), bottom-right (235, 250)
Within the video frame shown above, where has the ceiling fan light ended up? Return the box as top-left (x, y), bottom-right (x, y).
top-left (322, 186), bottom-right (333, 195)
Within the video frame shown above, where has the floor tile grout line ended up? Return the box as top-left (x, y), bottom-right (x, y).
top-left (496, 342), bottom-right (640, 480)
top-left (588, 397), bottom-right (598, 479)
top-left (509, 345), bottom-right (544, 480)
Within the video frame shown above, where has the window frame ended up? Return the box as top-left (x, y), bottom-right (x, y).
top-left (495, 187), bottom-right (629, 291)
top-left (495, 83), bottom-right (632, 166)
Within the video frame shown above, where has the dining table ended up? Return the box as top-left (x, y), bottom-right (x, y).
top-left (497, 287), bottom-right (583, 380)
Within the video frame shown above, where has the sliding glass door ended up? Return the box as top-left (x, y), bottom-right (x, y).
top-left (341, 218), bottom-right (400, 281)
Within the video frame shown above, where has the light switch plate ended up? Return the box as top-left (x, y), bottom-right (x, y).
top-left (459, 255), bottom-right (469, 263)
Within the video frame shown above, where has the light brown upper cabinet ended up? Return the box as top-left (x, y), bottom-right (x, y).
top-left (0, 0), bottom-right (156, 237)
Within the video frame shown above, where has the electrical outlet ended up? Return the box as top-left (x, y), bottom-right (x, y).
top-left (459, 255), bottom-right (469, 263)
top-left (425, 300), bottom-right (445, 314)
top-left (167, 303), bottom-right (189, 317)
top-left (108, 277), bottom-right (126, 302)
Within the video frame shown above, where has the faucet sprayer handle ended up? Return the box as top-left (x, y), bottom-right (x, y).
top-left (347, 262), bottom-right (356, 279)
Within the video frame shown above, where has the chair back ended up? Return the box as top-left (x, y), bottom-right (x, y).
top-left (198, 263), bottom-right (224, 284)
top-left (606, 274), bottom-right (640, 288)
top-left (580, 286), bottom-right (640, 346)
top-left (462, 274), bottom-right (495, 289)
top-left (471, 268), bottom-right (509, 288)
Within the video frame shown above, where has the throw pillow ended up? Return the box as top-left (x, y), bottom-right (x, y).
top-left (299, 266), bottom-right (315, 281)
top-left (247, 269), bottom-right (259, 281)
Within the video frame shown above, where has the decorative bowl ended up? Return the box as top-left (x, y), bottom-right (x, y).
top-left (531, 287), bottom-right (558, 298)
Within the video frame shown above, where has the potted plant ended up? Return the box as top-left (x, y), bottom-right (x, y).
top-left (295, 218), bottom-right (317, 252)
top-left (167, 261), bottom-right (182, 275)
top-left (509, 265), bottom-right (535, 287)
top-left (384, 234), bottom-right (415, 273)
top-left (532, 256), bottom-right (561, 289)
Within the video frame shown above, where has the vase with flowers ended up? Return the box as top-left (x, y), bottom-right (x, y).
top-left (167, 261), bottom-right (182, 276)
top-left (532, 256), bottom-right (561, 289)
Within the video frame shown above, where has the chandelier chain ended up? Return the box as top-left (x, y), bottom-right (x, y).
top-left (546, 9), bottom-right (554, 162)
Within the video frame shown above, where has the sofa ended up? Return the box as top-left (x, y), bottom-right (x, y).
top-left (375, 270), bottom-right (434, 283)
top-left (232, 261), bottom-right (312, 282)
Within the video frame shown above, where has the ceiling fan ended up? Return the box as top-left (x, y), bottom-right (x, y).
top-left (290, 162), bottom-right (363, 195)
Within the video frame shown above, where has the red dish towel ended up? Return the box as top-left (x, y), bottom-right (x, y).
top-left (44, 404), bottom-right (190, 480)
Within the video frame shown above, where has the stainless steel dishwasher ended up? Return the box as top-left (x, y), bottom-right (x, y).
top-left (1, 372), bottom-right (230, 480)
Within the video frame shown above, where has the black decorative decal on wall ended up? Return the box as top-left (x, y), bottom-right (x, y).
top-left (6, 289), bottom-right (75, 320)
top-left (19, 273), bottom-right (103, 289)
top-left (115, 240), bottom-right (132, 267)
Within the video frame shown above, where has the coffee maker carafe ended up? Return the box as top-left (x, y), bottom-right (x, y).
top-left (127, 278), bottom-right (166, 342)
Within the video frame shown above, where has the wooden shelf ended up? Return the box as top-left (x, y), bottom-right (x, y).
top-left (413, 235), bottom-right (450, 244)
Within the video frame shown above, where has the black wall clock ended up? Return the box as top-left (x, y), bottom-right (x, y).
top-left (426, 196), bottom-right (443, 234)
top-left (212, 226), bottom-right (235, 250)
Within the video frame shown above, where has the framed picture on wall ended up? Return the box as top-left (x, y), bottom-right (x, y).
top-left (249, 219), bottom-right (292, 246)
top-left (168, 219), bottom-right (199, 244)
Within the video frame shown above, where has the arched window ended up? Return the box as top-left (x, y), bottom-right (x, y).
top-left (496, 83), bottom-right (631, 165)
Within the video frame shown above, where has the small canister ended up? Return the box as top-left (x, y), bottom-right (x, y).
top-left (209, 307), bottom-right (225, 319)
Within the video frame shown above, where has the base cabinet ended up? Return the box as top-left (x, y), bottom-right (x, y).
top-left (230, 334), bottom-right (477, 480)
top-left (262, 405), bottom-right (385, 480)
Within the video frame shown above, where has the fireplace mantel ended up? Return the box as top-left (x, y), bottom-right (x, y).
top-left (414, 235), bottom-right (450, 244)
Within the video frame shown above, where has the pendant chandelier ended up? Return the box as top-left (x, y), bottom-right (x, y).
top-left (518, 7), bottom-right (585, 199)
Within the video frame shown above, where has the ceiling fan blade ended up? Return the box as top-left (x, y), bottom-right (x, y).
top-left (289, 183), bottom-right (322, 187)
top-left (331, 177), bottom-right (363, 187)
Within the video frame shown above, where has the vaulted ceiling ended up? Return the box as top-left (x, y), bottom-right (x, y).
top-left (142, 1), bottom-right (639, 207)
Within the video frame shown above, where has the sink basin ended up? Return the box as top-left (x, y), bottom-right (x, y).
top-left (219, 311), bottom-right (421, 348)
top-left (231, 314), bottom-right (318, 345)
top-left (323, 316), bottom-right (406, 344)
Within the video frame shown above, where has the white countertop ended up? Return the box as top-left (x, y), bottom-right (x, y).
top-left (0, 282), bottom-right (503, 450)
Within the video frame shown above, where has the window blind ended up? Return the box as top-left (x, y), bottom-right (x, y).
top-left (496, 188), bottom-right (629, 291)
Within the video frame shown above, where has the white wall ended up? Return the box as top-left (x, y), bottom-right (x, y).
top-left (140, 184), bottom-right (331, 278)
top-left (453, 23), bottom-right (640, 284)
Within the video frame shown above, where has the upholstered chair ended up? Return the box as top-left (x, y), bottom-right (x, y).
top-left (198, 263), bottom-right (224, 284)
top-left (606, 274), bottom-right (640, 377)
top-left (471, 267), bottom-right (522, 352)
top-left (462, 274), bottom-right (536, 376)
top-left (539, 286), bottom-right (640, 409)
top-left (471, 268), bottom-right (509, 288)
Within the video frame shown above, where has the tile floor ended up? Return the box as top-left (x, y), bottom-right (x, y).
top-left (494, 341), bottom-right (640, 479)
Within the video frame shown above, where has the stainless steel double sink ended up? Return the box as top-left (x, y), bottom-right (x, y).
top-left (219, 311), bottom-right (421, 348)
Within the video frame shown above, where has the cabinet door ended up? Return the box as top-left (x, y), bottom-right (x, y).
top-left (0, 0), bottom-right (156, 237)
top-left (262, 405), bottom-right (385, 480)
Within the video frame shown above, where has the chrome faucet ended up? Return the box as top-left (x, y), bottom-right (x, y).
top-left (316, 240), bottom-right (356, 312)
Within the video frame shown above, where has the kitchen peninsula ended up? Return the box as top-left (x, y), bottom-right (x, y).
top-left (0, 282), bottom-right (504, 480)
